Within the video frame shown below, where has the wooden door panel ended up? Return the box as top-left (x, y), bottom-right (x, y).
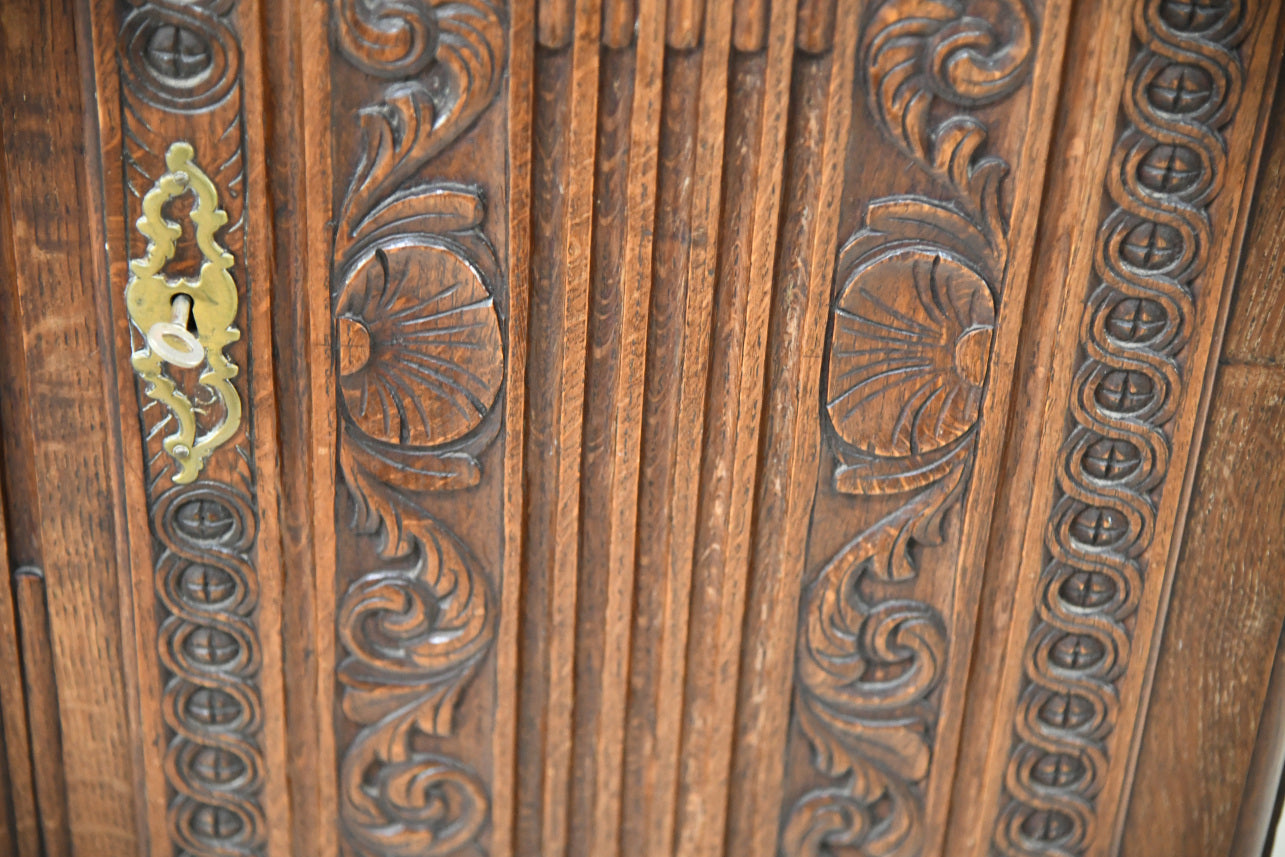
top-left (765, 4), bottom-right (1072, 857)
top-left (1121, 61), bottom-right (1285, 857)
top-left (0, 455), bottom-right (40, 857)
top-left (0, 1), bottom-right (144, 851)
top-left (320, 7), bottom-right (517, 857)
top-left (82, 0), bottom-right (293, 852)
top-left (951, 3), bottom-right (1285, 856)
top-left (1, 1), bottom-right (1284, 856)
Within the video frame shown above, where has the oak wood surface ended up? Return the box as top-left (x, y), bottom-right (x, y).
top-left (2, 2), bottom-right (1285, 857)
top-left (81, 0), bottom-right (296, 852)
top-left (1121, 57), bottom-right (1285, 857)
top-left (0, 459), bottom-right (39, 857)
top-left (955, 4), bottom-right (1285, 856)
top-left (0, 1), bottom-right (143, 852)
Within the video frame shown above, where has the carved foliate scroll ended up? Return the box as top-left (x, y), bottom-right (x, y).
top-left (993, 3), bottom-right (1252, 855)
top-left (330, 1), bottom-right (507, 854)
top-left (114, 2), bottom-right (269, 854)
top-left (783, 1), bottom-right (1033, 854)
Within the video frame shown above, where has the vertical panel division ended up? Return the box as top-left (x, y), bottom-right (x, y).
top-left (84, 0), bottom-right (294, 853)
top-left (768, 2), bottom-right (1072, 856)
top-left (325, 2), bottom-right (514, 856)
top-left (725, 2), bottom-right (860, 853)
top-left (671, 0), bottom-right (797, 853)
top-left (259, 0), bottom-right (337, 854)
top-left (566, 1), bottom-right (666, 855)
top-left (0, 129), bottom-right (47, 857)
top-left (619, 0), bottom-right (736, 851)
top-left (0, 477), bottom-right (39, 857)
top-left (1120, 18), bottom-right (1285, 855)
top-left (0, 0), bottom-right (145, 851)
top-left (962, 1), bottom-right (1285, 856)
top-left (515, 0), bottom-right (600, 851)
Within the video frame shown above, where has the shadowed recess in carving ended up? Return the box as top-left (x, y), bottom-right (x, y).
top-left (782, 1), bottom-right (1032, 854)
top-left (330, 1), bottom-right (508, 855)
top-left (154, 481), bottom-right (265, 856)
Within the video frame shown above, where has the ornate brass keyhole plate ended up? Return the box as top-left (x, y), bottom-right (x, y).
top-left (126, 141), bottom-right (241, 484)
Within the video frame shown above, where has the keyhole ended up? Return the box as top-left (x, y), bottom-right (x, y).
top-left (173, 293), bottom-right (199, 335)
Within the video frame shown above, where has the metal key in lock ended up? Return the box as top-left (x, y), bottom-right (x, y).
top-left (126, 141), bottom-right (242, 485)
top-left (147, 294), bottom-right (204, 369)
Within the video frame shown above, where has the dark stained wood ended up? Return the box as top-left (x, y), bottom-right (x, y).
top-left (0, 476), bottom-right (39, 857)
top-left (260, 2), bottom-right (336, 855)
top-left (771, 2), bottom-right (1072, 855)
top-left (11, 570), bottom-right (71, 857)
top-left (0, 1), bottom-right (142, 852)
top-left (81, 1), bottom-right (297, 854)
top-left (324, 5), bottom-right (514, 857)
top-left (0, 725), bottom-right (15, 857)
top-left (1120, 56), bottom-right (1285, 857)
top-left (3, 2), bottom-right (1285, 857)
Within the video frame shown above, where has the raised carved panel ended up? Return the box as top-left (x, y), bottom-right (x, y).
top-left (154, 483), bottom-right (264, 853)
top-left (992, 3), bottom-right (1252, 854)
top-left (782, 1), bottom-right (1034, 854)
top-left (64, 2), bottom-right (1282, 856)
top-left (113, 2), bottom-right (269, 854)
top-left (330, 1), bottom-right (508, 854)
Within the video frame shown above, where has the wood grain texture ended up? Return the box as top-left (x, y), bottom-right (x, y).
top-left (499, 3), bottom-right (534, 855)
top-left (7, 3), bottom-right (1285, 857)
top-left (517, 0), bottom-right (599, 852)
top-left (1222, 62), bottom-right (1285, 371)
top-left (260, 1), bottom-right (336, 855)
top-left (725, 5), bottom-right (859, 855)
top-left (0, 1), bottom-right (143, 851)
top-left (672, 2), bottom-right (796, 854)
top-left (326, 3), bottom-right (512, 856)
top-left (83, 0), bottom-right (296, 853)
top-left (772, 2), bottom-right (1071, 856)
top-left (0, 719), bottom-right (17, 857)
top-left (11, 571), bottom-right (71, 857)
top-left (1119, 365), bottom-right (1285, 857)
top-left (1121, 51), bottom-right (1285, 857)
top-left (0, 190), bottom-right (41, 857)
top-left (960, 2), bottom-right (1285, 856)
top-left (567, 3), bottom-right (665, 856)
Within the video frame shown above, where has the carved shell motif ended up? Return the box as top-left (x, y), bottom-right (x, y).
top-left (825, 198), bottom-right (999, 492)
top-left (827, 248), bottom-right (993, 459)
top-left (337, 238), bottom-right (503, 448)
top-left (331, 1), bottom-right (507, 855)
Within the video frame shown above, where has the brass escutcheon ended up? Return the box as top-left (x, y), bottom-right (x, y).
top-left (126, 141), bottom-right (241, 484)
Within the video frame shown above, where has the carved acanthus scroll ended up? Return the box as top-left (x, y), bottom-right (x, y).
top-left (783, 1), bottom-right (1032, 854)
top-left (331, 1), bottom-right (507, 854)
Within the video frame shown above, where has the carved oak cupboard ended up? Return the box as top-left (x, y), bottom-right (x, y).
top-left (1, 1), bottom-right (1284, 857)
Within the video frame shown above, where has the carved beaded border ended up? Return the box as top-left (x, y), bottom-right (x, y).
top-left (117, 1), bottom-right (268, 854)
top-left (993, 2), bottom-right (1249, 855)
